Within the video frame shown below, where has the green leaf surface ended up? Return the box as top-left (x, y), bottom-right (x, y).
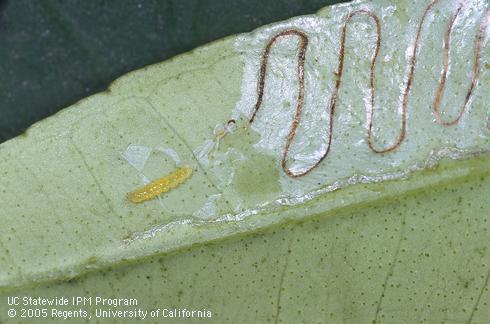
top-left (0, 0), bottom-right (489, 323)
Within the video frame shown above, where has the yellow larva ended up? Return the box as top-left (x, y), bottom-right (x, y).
top-left (128, 166), bottom-right (193, 203)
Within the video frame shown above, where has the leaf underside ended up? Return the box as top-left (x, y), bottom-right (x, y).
top-left (0, 0), bottom-right (489, 322)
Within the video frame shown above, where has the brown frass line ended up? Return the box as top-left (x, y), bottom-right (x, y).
top-left (244, 0), bottom-right (488, 178)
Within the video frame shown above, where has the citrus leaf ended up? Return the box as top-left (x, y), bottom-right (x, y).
top-left (0, 0), bottom-right (489, 322)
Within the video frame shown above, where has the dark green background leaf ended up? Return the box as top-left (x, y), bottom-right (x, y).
top-left (0, 0), bottom-right (346, 143)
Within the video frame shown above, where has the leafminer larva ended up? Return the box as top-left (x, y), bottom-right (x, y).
top-left (127, 165), bottom-right (193, 203)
